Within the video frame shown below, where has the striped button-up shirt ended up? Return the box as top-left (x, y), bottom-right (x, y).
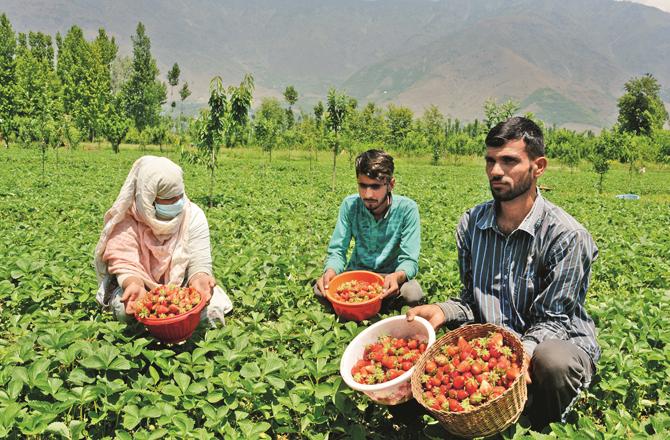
top-left (324, 194), bottom-right (420, 279)
top-left (438, 194), bottom-right (600, 364)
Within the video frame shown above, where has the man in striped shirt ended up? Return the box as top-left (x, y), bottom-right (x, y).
top-left (407, 117), bottom-right (599, 429)
top-left (315, 149), bottom-right (423, 307)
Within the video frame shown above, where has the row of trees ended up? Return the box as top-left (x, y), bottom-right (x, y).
top-left (2, 12), bottom-right (669, 193)
top-left (0, 14), bottom-right (189, 159)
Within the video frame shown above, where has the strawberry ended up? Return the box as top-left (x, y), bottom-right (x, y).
top-left (434, 354), bottom-right (449, 366)
top-left (465, 378), bottom-right (478, 395)
top-left (479, 379), bottom-right (492, 396)
top-left (381, 356), bottom-right (396, 369)
top-left (425, 360), bottom-right (437, 373)
top-left (469, 392), bottom-right (484, 405)
top-left (456, 360), bottom-right (471, 373)
top-left (489, 332), bottom-right (504, 347)
top-left (506, 363), bottom-right (521, 382)
top-left (456, 389), bottom-right (469, 401)
top-left (448, 398), bottom-right (463, 412)
top-left (452, 375), bottom-right (465, 389)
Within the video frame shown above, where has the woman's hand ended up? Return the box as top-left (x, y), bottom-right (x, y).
top-left (121, 277), bottom-right (146, 315)
top-left (189, 273), bottom-right (215, 303)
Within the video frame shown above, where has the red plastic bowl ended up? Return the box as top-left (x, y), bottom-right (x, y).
top-left (136, 295), bottom-right (207, 343)
top-left (326, 271), bottom-right (385, 321)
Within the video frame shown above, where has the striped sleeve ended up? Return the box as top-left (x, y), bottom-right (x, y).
top-left (438, 210), bottom-right (475, 325)
top-left (521, 229), bottom-right (596, 356)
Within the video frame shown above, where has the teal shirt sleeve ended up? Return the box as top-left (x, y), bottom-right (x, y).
top-left (395, 201), bottom-right (420, 279)
top-left (323, 199), bottom-right (353, 274)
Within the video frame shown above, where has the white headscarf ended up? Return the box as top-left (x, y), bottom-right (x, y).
top-left (93, 156), bottom-right (192, 288)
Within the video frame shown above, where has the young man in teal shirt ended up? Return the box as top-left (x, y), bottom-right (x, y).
top-left (315, 149), bottom-right (423, 307)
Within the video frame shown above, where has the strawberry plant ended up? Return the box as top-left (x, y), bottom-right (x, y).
top-left (0, 147), bottom-right (668, 439)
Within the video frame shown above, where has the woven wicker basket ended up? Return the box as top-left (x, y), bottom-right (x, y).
top-left (410, 324), bottom-right (528, 438)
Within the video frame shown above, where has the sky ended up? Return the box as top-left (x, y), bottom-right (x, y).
top-left (622, 0), bottom-right (670, 12)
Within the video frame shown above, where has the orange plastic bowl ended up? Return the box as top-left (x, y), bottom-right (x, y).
top-left (136, 295), bottom-right (207, 344)
top-left (326, 271), bottom-right (384, 321)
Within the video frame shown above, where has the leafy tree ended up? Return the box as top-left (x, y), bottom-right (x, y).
top-left (199, 76), bottom-right (227, 207)
top-left (111, 55), bottom-right (132, 94)
top-left (420, 105), bottom-right (446, 165)
top-left (57, 26), bottom-right (115, 140)
top-left (617, 74), bottom-right (669, 136)
top-left (101, 96), bottom-right (130, 154)
top-left (547, 128), bottom-right (582, 171)
top-left (13, 31), bottom-right (62, 183)
top-left (386, 104), bottom-right (413, 149)
top-left (167, 62), bottom-right (180, 109)
top-left (483, 98), bottom-right (520, 131)
top-left (590, 129), bottom-right (625, 192)
top-left (326, 88), bottom-right (350, 190)
top-left (228, 74), bottom-right (254, 147)
top-left (254, 97), bottom-right (284, 162)
top-left (283, 85), bottom-right (298, 128)
top-left (0, 14), bottom-right (16, 148)
top-left (122, 22), bottom-right (166, 132)
top-left (653, 129), bottom-right (670, 164)
top-left (313, 101), bottom-right (324, 129)
top-left (62, 116), bottom-right (81, 150)
top-left (178, 81), bottom-right (191, 134)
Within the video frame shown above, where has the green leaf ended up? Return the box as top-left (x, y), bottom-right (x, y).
top-left (240, 363), bottom-right (261, 379)
top-left (46, 421), bottom-right (70, 439)
top-left (172, 413), bottom-right (195, 433)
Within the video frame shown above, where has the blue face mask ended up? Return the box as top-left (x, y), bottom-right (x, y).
top-left (154, 197), bottom-right (185, 220)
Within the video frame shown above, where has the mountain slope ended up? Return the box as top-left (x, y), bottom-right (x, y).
top-left (2, 0), bottom-right (669, 128)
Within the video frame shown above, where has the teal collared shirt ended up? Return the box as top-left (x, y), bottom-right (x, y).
top-left (324, 194), bottom-right (420, 279)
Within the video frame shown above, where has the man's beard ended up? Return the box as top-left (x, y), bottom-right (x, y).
top-left (364, 191), bottom-right (390, 213)
top-left (490, 170), bottom-right (534, 202)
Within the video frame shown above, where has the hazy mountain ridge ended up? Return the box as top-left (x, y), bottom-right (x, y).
top-left (2, 0), bottom-right (669, 129)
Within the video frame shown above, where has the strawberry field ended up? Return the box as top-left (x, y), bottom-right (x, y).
top-left (0, 148), bottom-right (669, 439)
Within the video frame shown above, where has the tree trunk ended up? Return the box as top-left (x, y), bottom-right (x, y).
top-left (332, 148), bottom-right (337, 191)
top-left (41, 146), bottom-right (46, 187)
top-left (208, 149), bottom-right (216, 208)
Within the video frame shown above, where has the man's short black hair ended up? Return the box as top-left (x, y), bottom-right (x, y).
top-left (355, 149), bottom-right (394, 182)
top-left (485, 116), bottom-right (545, 159)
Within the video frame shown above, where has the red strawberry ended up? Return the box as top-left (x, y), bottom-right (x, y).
top-left (489, 332), bottom-right (504, 347)
top-left (449, 398), bottom-right (463, 412)
top-left (457, 360), bottom-right (471, 373)
top-left (425, 360), bottom-right (437, 374)
top-left (381, 356), bottom-right (396, 369)
top-left (456, 389), bottom-right (469, 401)
top-left (465, 379), bottom-right (478, 395)
top-left (506, 364), bottom-right (521, 382)
top-left (479, 379), bottom-right (492, 396)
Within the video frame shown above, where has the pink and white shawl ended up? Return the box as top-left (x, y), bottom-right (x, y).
top-left (93, 156), bottom-right (192, 291)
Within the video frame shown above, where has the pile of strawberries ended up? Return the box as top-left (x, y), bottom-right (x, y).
top-left (420, 331), bottom-right (522, 412)
top-left (136, 285), bottom-right (202, 320)
top-left (351, 335), bottom-right (427, 384)
top-left (333, 280), bottom-right (383, 303)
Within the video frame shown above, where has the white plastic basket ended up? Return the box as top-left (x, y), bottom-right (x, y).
top-left (340, 315), bottom-right (436, 405)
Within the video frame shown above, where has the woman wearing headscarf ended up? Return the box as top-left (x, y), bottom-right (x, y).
top-left (94, 156), bottom-right (231, 325)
